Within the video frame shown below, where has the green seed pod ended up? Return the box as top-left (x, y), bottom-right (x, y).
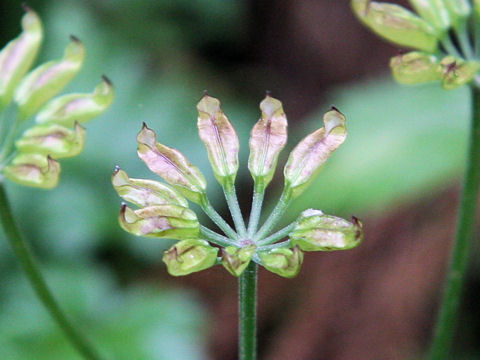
top-left (197, 94), bottom-right (239, 190)
top-left (221, 244), bottom-right (256, 277)
top-left (438, 56), bottom-right (480, 90)
top-left (14, 36), bottom-right (86, 119)
top-left (119, 204), bottom-right (200, 239)
top-left (15, 122), bottom-right (85, 159)
top-left (443, 0), bottom-right (470, 28)
top-left (35, 76), bottom-right (114, 127)
top-left (351, 0), bottom-right (438, 52)
top-left (390, 51), bottom-right (441, 84)
top-left (3, 154), bottom-right (60, 189)
top-left (284, 107), bottom-right (346, 198)
top-left (408, 0), bottom-right (450, 34)
top-left (248, 94), bottom-right (288, 190)
top-left (137, 124), bottom-right (207, 204)
top-left (290, 209), bottom-right (363, 251)
top-left (258, 246), bottom-right (303, 278)
top-left (112, 167), bottom-right (188, 208)
top-left (0, 6), bottom-right (43, 110)
top-left (163, 239), bottom-right (219, 276)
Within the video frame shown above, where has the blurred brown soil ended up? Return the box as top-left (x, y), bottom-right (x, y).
top-left (157, 185), bottom-right (457, 360)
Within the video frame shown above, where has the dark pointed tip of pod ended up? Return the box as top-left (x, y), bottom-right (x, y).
top-left (101, 75), bottom-right (112, 85)
top-left (203, 89), bottom-right (209, 96)
top-left (265, 90), bottom-right (272, 96)
top-left (141, 122), bottom-right (148, 129)
top-left (113, 165), bottom-right (121, 173)
top-left (69, 34), bottom-right (81, 43)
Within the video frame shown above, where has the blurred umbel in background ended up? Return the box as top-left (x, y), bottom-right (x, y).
top-left (1, 1), bottom-right (480, 359)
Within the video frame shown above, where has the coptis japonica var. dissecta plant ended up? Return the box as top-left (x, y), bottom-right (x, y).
top-left (113, 93), bottom-right (363, 359)
top-left (352, 1), bottom-right (480, 359)
top-left (0, 6), bottom-right (113, 360)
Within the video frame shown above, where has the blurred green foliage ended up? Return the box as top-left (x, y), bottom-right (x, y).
top-left (0, 0), bottom-right (472, 358)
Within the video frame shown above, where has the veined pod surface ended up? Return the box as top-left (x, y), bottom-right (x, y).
top-left (222, 244), bottom-right (256, 277)
top-left (15, 122), bottom-right (85, 159)
top-left (444, 0), bottom-right (471, 27)
top-left (112, 167), bottom-right (188, 208)
top-left (438, 56), bottom-right (480, 89)
top-left (248, 94), bottom-right (288, 189)
top-left (284, 107), bottom-right (346, 198)
top-left (119, 204), bottom-right (200, 239)
top-left (390, 51), bottom-right (441, 84)
top-left (0, 6), bottom-right (43, 110)
top-left (258, 246), bottom-right (303, 278)
top-left (14, 36), bottom-right (85, 119)
top-left (290, 209), bottom-right (363, 251)
top-left (408, 0), bottom-right (450, 34)
top-left (35, 76), bottom-right (114, 127)
top-left (197, 94), bottom-right (239, 190)
top-left (3, 153), bottom-right (60, 188)
top-left (137, 124), bottom-right (207, 204)
top-left (163, 239), bottom-right (218, 276)
top-left (351, 0), bottom-right (438, 52)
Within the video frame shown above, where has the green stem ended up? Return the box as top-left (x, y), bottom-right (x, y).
top-left (254, 188), bottom-right (292, 242)
top-left (224, 186), bottom-right (247, 237)
top-left (247, 183), bottom-right (265, 239)
top-left (201, 198), bottom-right (239, 240)
top-left (0, 116), bottom-right (19, 163)
top-left (0, 183), bottom-right (102, 360)
top-left (200, 225), bottom-right (236, 247)
top-left (455, 23), bottom-right (475, 60)
top-left (257, 222), bottom-right (296, 246)
top-left (239, 261), bottom-right (257, 360)
top-left (441, 36), bottom-right (462, 58)
top-left (258, 239), bottom-right (291, 252)
top-left (427, 85), bottom-right (480, 359)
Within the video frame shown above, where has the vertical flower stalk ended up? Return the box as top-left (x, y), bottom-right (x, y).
top-left (114, 92), bottom-right (362, 360)
top-left (0, 6), bottom-right (113, 359)
top-left (351, 1), bottom-right (480, 357)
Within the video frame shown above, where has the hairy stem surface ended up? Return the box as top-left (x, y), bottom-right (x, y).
top-left (239, 261), bottom-right (257, 360)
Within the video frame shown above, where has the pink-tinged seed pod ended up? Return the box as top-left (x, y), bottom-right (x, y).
top-left (4, 154), bottom-right (60, 189)
top-left (15, 122), bottom-right (85, 159)
top-left (0, 6), bottom-right (43, 110)
top-left (112, 167), bottom-right (188, 208)
top-left (137, 123), bottom-right (207, 204)
top-left (284, 107), bottom-right (347, 198)
top-left (163, 239), bottom-right (218, 276)
top-left (258, 246), bottom-right (304, 278)
top-left (222, 244), bottom-right (256, 277)
top-left (196, 94), bottom-right (239, 190)
top-left (35, 76), bottom-right (114, 127)
top-left (351, 0), bottom-right (438, 52)
top-left (119, 203), bottom-right (200, 240)
top-left (14, 36), bottom-right (85, 119)
top-left (248, 94), bottom-right (288, 190)
top-left (289, 209), bottom-right (363, 251)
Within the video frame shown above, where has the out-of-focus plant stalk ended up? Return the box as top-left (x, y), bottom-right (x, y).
top-left (428, 84), bottom-right (480, 359)
top-left (0, 183), bottom-right (102, 360)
